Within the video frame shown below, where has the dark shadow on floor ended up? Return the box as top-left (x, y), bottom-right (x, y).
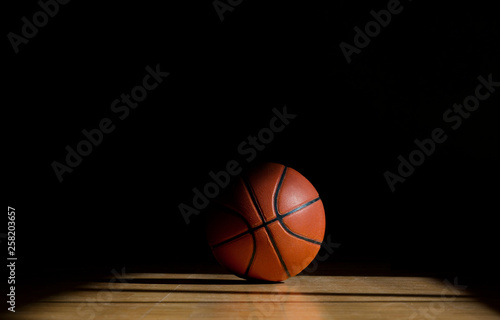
top-left (93, 278), bottom-right (279, 285)
top-left (73, 287), bottom-right (478, 298)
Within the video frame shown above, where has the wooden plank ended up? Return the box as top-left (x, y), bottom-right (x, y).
top-left (3, 273), bottom-right (499, 320)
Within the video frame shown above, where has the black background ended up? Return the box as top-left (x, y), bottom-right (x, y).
top-left (4, 0), bottom-right (500, 284)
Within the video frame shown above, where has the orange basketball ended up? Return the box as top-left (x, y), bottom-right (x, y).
top-left (206, 162), bottom-right (325, 282)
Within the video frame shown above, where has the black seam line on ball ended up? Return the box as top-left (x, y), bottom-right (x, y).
top-left (211, 197), bottom-right (321, 249)
top-left (243, 237), bottom-right (256, 277)
top-left (243, 175), bottom-right (291, 278)
top-left (278, 197), bottom-right (323, 245)
top-left (243, 230), bottom-right (257, 277)
top-left (279, 222), bottom-right (322, 245)
top-left (274, 166), bottom-right (288, 217)
top-left (211, 203), bottom-right (254, 249)
top-left (240, 178), bottom-right (258, 278)
top-left (211, 202), bottom-right (252, 229)
top-left (282, 197), bottom-right (321, 217)
top-left (272, 166), bottom-right (322, 246)
top-left (210, 202), bottom-right (256, 277)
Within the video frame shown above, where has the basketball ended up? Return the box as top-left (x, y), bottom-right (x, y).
top-left (206, 162), bottom-right (325, 282)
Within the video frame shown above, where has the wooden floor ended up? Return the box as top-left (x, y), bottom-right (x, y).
top-left (4, 272), bottom-right (500, 319)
